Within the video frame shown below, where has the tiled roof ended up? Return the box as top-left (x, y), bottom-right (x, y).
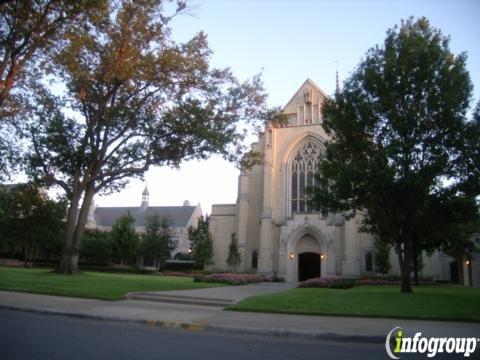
top-left (94, 206), bottom-right (196, 228)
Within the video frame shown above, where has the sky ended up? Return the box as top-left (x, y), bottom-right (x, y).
top-left (94, 0), bottom-right (480, 214)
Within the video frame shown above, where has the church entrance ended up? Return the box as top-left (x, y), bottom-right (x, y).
top-left (298, 252), bottom-right (320, 281)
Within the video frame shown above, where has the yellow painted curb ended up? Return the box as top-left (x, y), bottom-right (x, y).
top-left (145, 320), bottom-right (157, 327)
top-left (181, 322), bottom-right (205, 332)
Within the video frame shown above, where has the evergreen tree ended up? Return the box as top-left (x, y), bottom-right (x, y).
top-left (188, 216), bottom-right (213, 270)
top-left (110, 213), bottom-right (138, 265)
top-left (80, 229), bottom-right (112, 266)
top-left (227, 233), bottom-right (241, 272)
top-left (374, 238), bottom-right (391, 274)
top-left (141, 214), bottom-right (174, 270)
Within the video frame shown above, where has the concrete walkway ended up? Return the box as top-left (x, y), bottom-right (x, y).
top-left (126, 282), bottom-right (296, 306)
top-left (1, 289), bottom-right (479, 343)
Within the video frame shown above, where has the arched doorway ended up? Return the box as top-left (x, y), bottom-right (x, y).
top-left (298, 252), bottom-right (320, 281)
top-left (294, 233), bottom-right (322, 282)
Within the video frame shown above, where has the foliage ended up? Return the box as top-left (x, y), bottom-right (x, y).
top-left (80, 229), bottom-right (112, 265)
top-left (110, 213), bottom-right (138, 263)
top-left (0, 0), bottom-right (108, 115)
top-left (140, 214), bottom-right (175, 270)
top-left (16, 0), bottom-right (269, 274)
top-left (193, 273), bottom-right (264, 285)
top-left (0, 183), bottom-right (65, 264)
top-left (263, 274), bottom-right (286, 283)
top-left (227, 233), bottom-right (241, 271)
top-left (298, 277), bottom-right (356, 289)
top-left (312, 17), bottom-right (479, 293)
top-left (188, 216), bottom-right (213, 270)
top-left (164, 260), bottom-right (195, 272)
top-left (374, 238), bottom-right (391, 274)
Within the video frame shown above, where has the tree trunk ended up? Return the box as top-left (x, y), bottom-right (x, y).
top-left (457, 255), bottom-right (465, 285)
top-left (59, 188), bottom-right (82, 274)
top-left (59, 183), bottom-right (95, 274)
top-left (412, 236), bottom-right (419, 286)
top-left (396, 243), bottom-right (413, 293)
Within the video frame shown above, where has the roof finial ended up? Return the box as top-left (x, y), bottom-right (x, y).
top-left (141, 183), bottom-right (149, 209)
top-left (335, 60), bottom-right (340, 94)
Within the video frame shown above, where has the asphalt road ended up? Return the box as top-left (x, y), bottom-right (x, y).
top-left (0, 309), bottom-right (472, 360)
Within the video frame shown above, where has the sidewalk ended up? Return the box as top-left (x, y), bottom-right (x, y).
top-left (0, 290), bottom-right (478, 343)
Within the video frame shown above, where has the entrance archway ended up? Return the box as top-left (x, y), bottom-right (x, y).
top-left (298, 252), bottom-right (320, 281)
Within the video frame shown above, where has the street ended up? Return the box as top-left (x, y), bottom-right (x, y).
top-left (0, 309), bottom-right (472, 360)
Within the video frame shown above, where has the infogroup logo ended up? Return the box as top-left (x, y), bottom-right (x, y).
top-left (385, 327), bottom-right (479, 359)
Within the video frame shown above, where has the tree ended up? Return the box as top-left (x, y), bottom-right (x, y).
top-left (0, 183), bottom-right (65, 265)
top-left (80, 229), bottom-right (112, 265)
top-left (110, 213), bottom-right (138, 265)
top-left (140, 214), bottom-right (174, 270)
top-left (227, 233), bottom-right (241, 271)
top-left (313, 17), bottom-right (479, 293)
top-left (188, 215), bottom-right (213, 270)
top-left (0, 0), bottom-right (107, 114)
top-left (374, 238), bottom-right (391, 274)
top-left (20, 0), bottom-right (269, 273)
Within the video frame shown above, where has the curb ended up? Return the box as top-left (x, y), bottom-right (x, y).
top-left (0, 304), bottom-right (384, 343)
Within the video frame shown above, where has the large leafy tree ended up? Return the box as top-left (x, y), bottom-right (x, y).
top-left (0, 0), bottom-right (107, 181)
top-left (140, 214), bottom-right (174, 270)
top-left (20, 0), bottom-right (268, 273)
top-left (0, 0), bottom-right (107, 114)
top-left (188, 215), bottom-right (213, 270)
top-left (313, 18), bottom-right (479, 293)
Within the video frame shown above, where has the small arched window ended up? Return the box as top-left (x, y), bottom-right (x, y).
top-left (291, 140), bottom-right (323, 213)
top-left (365, 252), bottom-right (374, 272)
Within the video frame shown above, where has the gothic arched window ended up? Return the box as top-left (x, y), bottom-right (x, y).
top-left (291, 140), bottom-right (323, 214)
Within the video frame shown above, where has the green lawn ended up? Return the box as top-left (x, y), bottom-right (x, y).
top-left (0, 266), bottom-right (224, 300)
top-left (229, 286), bottom-right (480, 322)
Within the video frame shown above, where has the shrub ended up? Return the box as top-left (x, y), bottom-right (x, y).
top-left (77, 265), bottom-right (157, 275)
top-left (298, 277), bottom-right (356, 289)
top-left (194, 273), bottom-right (264, 285)
top-left (164, 260), bottom-right (195, 272)
top-left (262, 274), bottom-right (286, 282)
top-left (356, 278), bottom-right (400, 286)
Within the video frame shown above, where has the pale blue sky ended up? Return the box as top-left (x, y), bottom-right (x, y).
top-left (96, 0), bottom-right (480, 213)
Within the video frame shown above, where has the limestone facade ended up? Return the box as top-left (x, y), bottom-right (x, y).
top-left (209, 79), bottom-right (477, 285)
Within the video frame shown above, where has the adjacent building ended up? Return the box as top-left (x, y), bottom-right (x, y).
top-left (87, 186), bottom-right (202, 260)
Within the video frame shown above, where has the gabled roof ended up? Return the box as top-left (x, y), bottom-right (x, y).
top-left (94, 205), bottom-right (197, 228)
top-left (282, 78), bottom-right (329, 112)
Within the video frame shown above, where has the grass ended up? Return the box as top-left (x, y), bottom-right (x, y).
top-left (229, 285), bottom-right (480, 322)
top-left (0, 266), bottom-right (224, 300)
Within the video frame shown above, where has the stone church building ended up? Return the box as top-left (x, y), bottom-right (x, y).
top-left (209, 79), bottom-right (479, 285)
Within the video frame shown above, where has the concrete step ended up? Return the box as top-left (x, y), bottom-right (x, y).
top-left (126, 293), bottom-right (235, 307)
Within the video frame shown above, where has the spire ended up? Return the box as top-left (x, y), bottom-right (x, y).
top-left (141, 184), bottom-right (149, 209)
top-left (335, 60), bottom-right (340, 94)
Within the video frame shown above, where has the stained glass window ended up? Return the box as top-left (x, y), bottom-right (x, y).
top-left (291, 140), bottom-right (323, 213)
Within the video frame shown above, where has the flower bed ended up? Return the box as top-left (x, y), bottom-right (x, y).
top-left (193, 273), bottom-right (265, 285)
top-left (356, 278), bottom-right (400, 286)
top-left (298, 277), bottom-right (356, 289)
